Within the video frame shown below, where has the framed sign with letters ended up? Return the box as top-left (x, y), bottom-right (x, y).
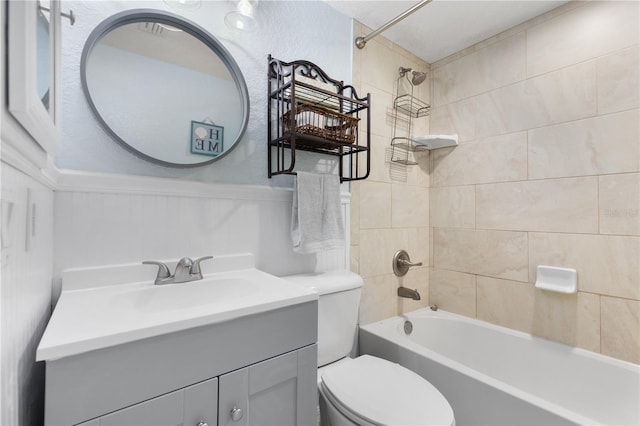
top-left (191, 120), bottom-right (224, 157)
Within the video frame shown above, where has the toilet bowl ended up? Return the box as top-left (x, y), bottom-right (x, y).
top-left (319, 356), bottom-right (454, 426)
top-left (283, 271), bottom-right (454, 426)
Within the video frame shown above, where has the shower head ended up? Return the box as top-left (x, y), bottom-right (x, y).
top-left (398, 66), bottom-right (427, 86)
top-left (411, 70), bottom-right (427, 86)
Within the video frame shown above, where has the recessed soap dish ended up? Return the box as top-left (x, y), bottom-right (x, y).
top-left (534, 265), bottom-right (577, 294)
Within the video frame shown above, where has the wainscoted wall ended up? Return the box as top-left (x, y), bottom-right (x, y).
top-left (53, 170), bottom-right (348, 301)
top-left (0, 164), bottom-right (54, 426)
top-left (350, 22), bottom-right (432, 324)
top-left (1, 3), bottom-right (55, 424)
top-left (429, 1), bottom-right (639, 364)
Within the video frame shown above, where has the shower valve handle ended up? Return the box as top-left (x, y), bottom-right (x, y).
top-left (393, 250), bottom-right (422, 277)
top-left (399, 258), bottom-right (423, 267)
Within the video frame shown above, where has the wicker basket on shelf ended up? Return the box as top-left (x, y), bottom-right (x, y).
top-left (282, 104), bottom-right (359, 144)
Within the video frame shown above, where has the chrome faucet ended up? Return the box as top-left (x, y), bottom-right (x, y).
top-left (397, 286), bottom-right (421, 300)
top-left (143, 256), bottom-right (213, 285)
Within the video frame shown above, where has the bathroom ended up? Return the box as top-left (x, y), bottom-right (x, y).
top-left (1, 0), bottom-right (638, 425)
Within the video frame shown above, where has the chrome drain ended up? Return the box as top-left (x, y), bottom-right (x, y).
top-left (403, 320), bottom-right (413, 335)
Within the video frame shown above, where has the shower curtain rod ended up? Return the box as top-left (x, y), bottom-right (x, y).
top-left (355, 0), bottom-right (432, 49)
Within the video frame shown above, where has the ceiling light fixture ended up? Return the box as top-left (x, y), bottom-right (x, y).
top-left (225, 0), bottom-right (257, 32)
top-left (163, 0), bottom-right (201, 10)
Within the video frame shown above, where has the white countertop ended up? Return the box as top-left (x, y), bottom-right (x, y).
top-left (37, 255), bottom-right (317, 361)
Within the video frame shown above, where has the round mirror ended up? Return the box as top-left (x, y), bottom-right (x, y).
top-left (81, 10), bottom-right (249, 167)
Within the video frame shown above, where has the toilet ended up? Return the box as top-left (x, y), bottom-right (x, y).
top-left (283, 271), bottom-right (454, 426)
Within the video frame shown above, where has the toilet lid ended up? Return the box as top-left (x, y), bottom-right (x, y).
top-left (321, 355), bottom-right (454, 426)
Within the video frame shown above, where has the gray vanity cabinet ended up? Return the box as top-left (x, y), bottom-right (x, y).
top-left (74, 346), bottom-right (316, 426)
top-left (45, 301), bottom-right (318, 426)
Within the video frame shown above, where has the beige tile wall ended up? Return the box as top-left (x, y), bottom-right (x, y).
top-left (429, 1), bottom-right (640, 364)
top-left (350, 21), bottom-right (431, 325)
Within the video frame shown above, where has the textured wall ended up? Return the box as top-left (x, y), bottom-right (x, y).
top-left (58, 0), bottom-right (352, 186)
top-left (429, 1), bottom-right (639, 364)
top-left (350, 21), bottom-right (432, 324)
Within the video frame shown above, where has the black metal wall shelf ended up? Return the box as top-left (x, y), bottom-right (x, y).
top-left (268, 55), bottom-right (370, 182)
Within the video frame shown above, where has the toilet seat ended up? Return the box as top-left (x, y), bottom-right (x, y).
top-left (320, 355), bottom-right (455, 426)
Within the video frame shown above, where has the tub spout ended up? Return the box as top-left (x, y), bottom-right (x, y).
top-left (398, 286), bottom-right (421, 300)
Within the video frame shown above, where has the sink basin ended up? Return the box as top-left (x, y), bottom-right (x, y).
top-left (112, 277), bottom-right (260, 313)
top-left (36, 254), bottom-right (317, 361)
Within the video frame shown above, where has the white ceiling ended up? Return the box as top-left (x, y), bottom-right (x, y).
top-left (324, 0), bottom-right (570, 63)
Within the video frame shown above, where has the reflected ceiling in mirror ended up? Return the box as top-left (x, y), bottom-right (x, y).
top-left (81, 10), bottom-right (249, 167)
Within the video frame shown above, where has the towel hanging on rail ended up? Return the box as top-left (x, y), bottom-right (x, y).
top-left (291, 172), bottom-right (344, 254)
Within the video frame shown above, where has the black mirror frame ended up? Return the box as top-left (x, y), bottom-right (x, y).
top-left (80, 9), bottom-right (250, 168)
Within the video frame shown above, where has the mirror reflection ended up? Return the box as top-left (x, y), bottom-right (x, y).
top-left (37, 2), bottom-right (50, 109)
top-left (82, 12), bottom-right (249, 166)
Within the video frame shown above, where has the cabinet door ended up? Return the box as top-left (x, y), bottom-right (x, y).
top-left (219, 345), bottom-right (317, 426)
top-left (184, 378), bottom-right (218, 426)
top-left (97, 378), bottom-right (217, 426)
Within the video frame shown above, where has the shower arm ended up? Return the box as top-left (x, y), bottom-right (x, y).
top-left (355, 0), bottom-right (432, 49)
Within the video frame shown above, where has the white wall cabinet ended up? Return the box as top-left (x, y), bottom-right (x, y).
top-left (5, 0), bottom-right (61, 159)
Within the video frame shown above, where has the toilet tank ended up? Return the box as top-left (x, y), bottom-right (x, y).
top-left (282, 271), bottom-right (363, 367)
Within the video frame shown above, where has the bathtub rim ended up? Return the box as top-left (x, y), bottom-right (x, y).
top-left (360, 308), bottom-right (640, 426)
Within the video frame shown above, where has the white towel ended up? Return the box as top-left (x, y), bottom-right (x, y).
top-left (291, 172), bottom-right (345, 254)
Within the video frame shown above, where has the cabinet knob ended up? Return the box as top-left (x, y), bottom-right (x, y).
top-left (197, 422), bottom-right (208, 426)
top-left (230, 407), bottom-right (244, 422)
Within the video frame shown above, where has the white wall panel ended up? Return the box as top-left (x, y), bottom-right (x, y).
top-left (0, 163), bottom-right (54, 426)
top-left (53, 171), bottom-right (348, 301)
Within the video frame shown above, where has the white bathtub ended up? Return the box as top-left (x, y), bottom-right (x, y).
top-left (359, 309), bottom-right (640, 426)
